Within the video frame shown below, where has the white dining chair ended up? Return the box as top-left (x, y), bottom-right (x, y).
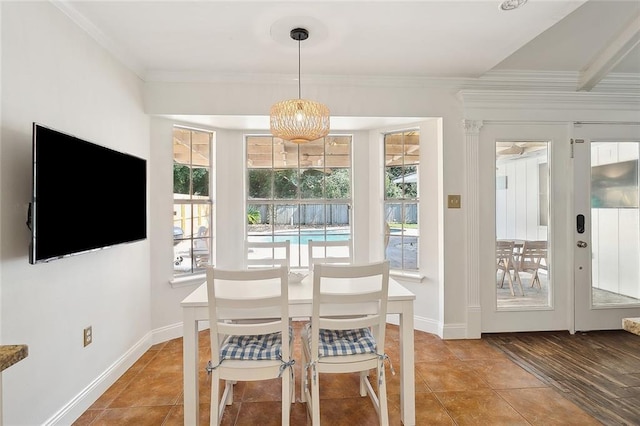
top-left (205, 265), bottom-right (294, 426)
top-left (300, 261), bottom-right (391, 425)
top-left (246, 240), bottom-right (291, 271)
top-left (307, 239), bottom-right (352, 272)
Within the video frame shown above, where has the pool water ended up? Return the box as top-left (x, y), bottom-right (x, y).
top-left (253, 230), bottom-right (350, 245)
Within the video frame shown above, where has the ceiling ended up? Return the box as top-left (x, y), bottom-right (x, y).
top-left (59, 0), bottom-right (640, 130)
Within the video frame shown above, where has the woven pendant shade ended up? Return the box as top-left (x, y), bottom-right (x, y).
top-left (270, 98), bottom-right (330, 144)
top-left (270, 27), bottom-right (330, 144)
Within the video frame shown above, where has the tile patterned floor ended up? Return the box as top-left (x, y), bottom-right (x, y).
top-left (73, 323), bottom-right (601, 425)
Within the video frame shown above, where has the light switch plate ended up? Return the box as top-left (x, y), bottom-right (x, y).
top-left (448, 195), bottom-right (461, 209)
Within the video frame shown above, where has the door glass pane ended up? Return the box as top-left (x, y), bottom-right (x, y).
top-left (495, 141), bottom-right (550, 309)
top-left (590, 142), bottom-right (640, 306)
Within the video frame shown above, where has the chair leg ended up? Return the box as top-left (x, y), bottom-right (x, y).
top-left (291, 366), bottom-right (296, 405)
top-left (226, 380), bottom-right (234, 405)
top-left (497, 267), bottom-right (506, 288)
top-left (210, 375), bottom-right (221, 426)
top-left (311, 365), bottom-right (321, 425)
top-left (281, 374), bottom-right (291, 426)
top-left (505, 266), bottom-right (515, 296)
top-left (514, 269), bottom-right (525, 296)
top-left (359, 371), bottom-right (368, 396)
top-left (300, 349), bottom-right (307, 403)
top-left (377, 365), bottom-right (389, 426)
top-left (531, 270), bottom-right (541, 289)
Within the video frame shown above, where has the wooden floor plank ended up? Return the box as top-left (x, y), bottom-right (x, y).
top-left (484, 330), bottom-right (640, 425)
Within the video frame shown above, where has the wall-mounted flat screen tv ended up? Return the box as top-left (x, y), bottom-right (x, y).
top-left (29, 123), bottom-right (147, 264)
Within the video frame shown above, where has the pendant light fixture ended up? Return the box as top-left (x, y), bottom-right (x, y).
top-left (270, 28), bottom-right (330, 144)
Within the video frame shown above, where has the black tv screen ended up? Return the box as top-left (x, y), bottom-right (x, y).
top-left (30, 123), bottom-right (147, 264)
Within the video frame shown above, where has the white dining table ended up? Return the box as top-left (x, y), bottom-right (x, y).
top-left (181, 274), bottom-right (416, 425)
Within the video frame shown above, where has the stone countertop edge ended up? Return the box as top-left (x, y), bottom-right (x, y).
top-left (0, 345), bottom-right (28, 372)
top-left (622, 318), bottom-right (640, 336)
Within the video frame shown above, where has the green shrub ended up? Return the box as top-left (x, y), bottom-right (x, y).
top-left (247, 207), bottom-right (261, 224)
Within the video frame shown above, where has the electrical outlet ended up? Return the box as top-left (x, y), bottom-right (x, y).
top-left (83, 326), bottom-right (93, 347)
top-left (448, 194), bottom-right (461, 209)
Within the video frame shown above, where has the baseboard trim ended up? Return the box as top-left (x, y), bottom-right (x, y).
top-left (45, 333), bottom-right (152, 426)
top-left (386, 313), bottom-right (441, 337)
top-left (441, 322), bottom-right (468, 340)
top-left (151, 322), bottom-right (184, 345)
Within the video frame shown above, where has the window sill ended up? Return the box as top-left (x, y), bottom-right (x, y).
top-left (390, 270), bottom-right (424, 283)
top-left (170, 270), bottom-right (424, 287)
top-left (170, 273), bottom-right (206, 289)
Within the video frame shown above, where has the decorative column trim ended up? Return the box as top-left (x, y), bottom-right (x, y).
top-left (463, 119), bottom-right (482, 338)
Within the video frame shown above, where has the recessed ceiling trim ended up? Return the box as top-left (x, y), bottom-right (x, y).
top-left (577, 12), bottom-right (640, 92)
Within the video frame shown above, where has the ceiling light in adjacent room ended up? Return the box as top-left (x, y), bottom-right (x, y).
top-left (499, 0), bottom-right (528, 11)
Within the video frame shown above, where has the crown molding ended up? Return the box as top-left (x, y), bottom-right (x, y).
top-left (464, 70), bottom-right (640, 93)
top-left (144, 70), bottom-right (640, 94)
top-left (51, 0), bottom-right (145, 79)
top-left (458, 89), bottom-right (640, 112)
top-left (143, 70), bottom-right (470, 89)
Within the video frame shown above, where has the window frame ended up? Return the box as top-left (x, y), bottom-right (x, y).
top-left (172, 125), bottom-right (214, 278)
top-left (383, 129), bottom-right (420, 273)
top-left (245, 135), bottom-right (353, 269)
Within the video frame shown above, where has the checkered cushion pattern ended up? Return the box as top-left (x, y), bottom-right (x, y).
top-left (220, 326), bottom-right (293, 361)
top-left (303, 322), bottom-right (377, 357)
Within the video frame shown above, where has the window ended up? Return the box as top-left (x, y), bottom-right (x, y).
top-left (384, 130), bottom-right (420, 271)
top-left (173, 126), bottom-right (213, 276)
top-left (246, 135), bottom-right (352, 269)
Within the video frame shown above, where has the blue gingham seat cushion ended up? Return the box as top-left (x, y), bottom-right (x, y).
top-left (303, 322), bottom-right (377, 357)
top-left (220, 326), bottom-right (293, 361)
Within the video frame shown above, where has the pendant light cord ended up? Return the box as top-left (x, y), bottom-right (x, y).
top-left (298, 38), bottom-right (301, 100)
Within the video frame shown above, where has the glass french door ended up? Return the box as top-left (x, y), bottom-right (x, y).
top-left (573, 125), bottom-right (640, 331)
top-left (482, 123), bottom-right (570, 333)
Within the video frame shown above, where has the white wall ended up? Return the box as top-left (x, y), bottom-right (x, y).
top-left (1, 3), bottom-right (150, 424)
top-left (496, 155), bottom-right (548, 241)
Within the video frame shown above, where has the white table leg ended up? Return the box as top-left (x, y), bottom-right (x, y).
top-left (183, 310), bottom-right (200, 425)
top-left (400, 302), bottom-right (415, 425)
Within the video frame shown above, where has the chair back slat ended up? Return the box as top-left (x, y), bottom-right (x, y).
top-left (247, 240), bottom-right (291, 270)
top-left (496, 240), bottom-right (515, 260)
top-left (519, 240), bottom-right (547, 269)
top-left (308, 239), bottom-right (352, 271)
top-left (319, 314), bottom-right (381, 331)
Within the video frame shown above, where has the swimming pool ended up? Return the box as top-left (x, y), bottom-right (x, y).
top-left (251, 229), bottom-right (350, 245)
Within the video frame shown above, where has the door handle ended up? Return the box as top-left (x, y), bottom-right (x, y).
top-left (577, 240), bottom-right (588, 248)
